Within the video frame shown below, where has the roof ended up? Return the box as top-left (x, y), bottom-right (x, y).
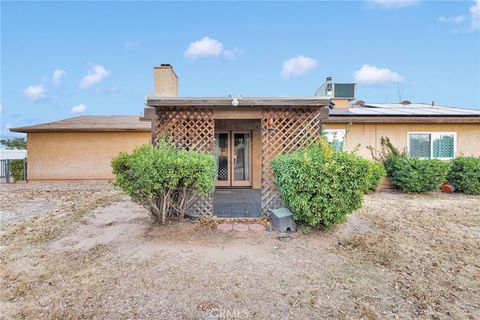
top-left (326, 103), bottom-right (480, 123)
top-left (10, 116), bottom-right (151, 133)
top-left (145, 96), bottom-right (331, 108)
top-left (330, 103), bottom-right (480, 117)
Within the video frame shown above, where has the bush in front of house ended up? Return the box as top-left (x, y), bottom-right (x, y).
top-left (111, 140), bottom-right (216, 224)
top-left (10, 159), bottom-right (26, 181)
top-left (271, 139), bottom-right (372, 230)
top-left (384, 155), bottom-right (451, 192)
top-left (447, 156), bottom-right (480, 195)
top-left (371, 137), bottom-right (450, 193)
top-left (365, 161), bottom-right (387, 191)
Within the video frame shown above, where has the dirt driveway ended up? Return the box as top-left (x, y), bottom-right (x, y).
top-left (1, 182), bottom-right (479, 319)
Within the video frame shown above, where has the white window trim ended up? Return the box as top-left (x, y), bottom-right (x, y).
top-left (324, 129), bottom-right (346, 141)
top-left (323, 129), bottom-right (346, 150)
top-left (407, 132), bottom-right (457, 160)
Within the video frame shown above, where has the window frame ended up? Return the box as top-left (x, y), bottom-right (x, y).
top-left (407, 131), bottom-right (457, 160)
top-left (323, 128), bottom-right (346, 151)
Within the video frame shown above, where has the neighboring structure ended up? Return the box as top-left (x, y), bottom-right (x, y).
top-left (0, 149), bottom-right (27, 181)
top-left (10, 65), bottom-right (480, 215)
top-left (0, 149), bottom-right (27, 160)
top-left (10, 116), bottom-right (150, 180)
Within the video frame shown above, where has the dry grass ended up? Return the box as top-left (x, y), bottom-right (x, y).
top-left (1, 183), bottom-right (479, 319)
top-left (339, 192), bottom-right (480, 318)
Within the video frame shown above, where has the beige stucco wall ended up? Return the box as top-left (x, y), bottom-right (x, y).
top-left (323, 122), bottom-right (480, 159)
top-left (27, 131), bottom-right (151, 180)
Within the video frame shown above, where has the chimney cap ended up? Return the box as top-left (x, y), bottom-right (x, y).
top-left (155, 64), bottom-right (173, 69)
top-left (326, 76), bottom-right (332, 81)
top-left (400, 100), bottom-right (411, 105)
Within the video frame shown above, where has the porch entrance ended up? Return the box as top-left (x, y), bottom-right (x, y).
top-left (215, 131), bottom-right (252, 187)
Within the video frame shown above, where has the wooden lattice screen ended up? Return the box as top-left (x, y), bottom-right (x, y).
top-left (153, 107), bottom-right (215, 217)
top-left (261, 108), bottom-right (323, 213)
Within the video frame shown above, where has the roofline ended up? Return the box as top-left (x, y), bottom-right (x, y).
top-left (9, 127), bottom-right (151, 133)
top-left (8, 115), bottom-right (151, 133)
top-left (330, 113), bottom-right (480, 118)
top-left (145, 96), bottom-right (331, 107)
top-left (325, 115), bottom-right (480, 123)
top-left (362, 102), bottom-right (480, 110)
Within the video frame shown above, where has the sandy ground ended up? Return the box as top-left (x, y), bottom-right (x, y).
top-left (1, 182), bottom-right (479, 319)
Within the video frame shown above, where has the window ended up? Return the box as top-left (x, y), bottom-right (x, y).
top-left (323, 129), bottom-right (346, 151)
top-left (408, 132), bottom-right (456, 159)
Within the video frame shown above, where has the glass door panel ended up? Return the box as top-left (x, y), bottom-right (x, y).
top-left (215, 132), bottom-right (230, 186)
top-left (232, 132), bottom-right (251, 186)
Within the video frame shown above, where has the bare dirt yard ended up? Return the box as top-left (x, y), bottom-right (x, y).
top-left (1, 182), bottom-right (479, 319)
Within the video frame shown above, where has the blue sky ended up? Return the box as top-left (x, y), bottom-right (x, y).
top-left (1, 0), bottom-right (479, 138)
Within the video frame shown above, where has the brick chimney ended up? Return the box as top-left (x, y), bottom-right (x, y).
top-left (153, 64), bottom-right (178, 97)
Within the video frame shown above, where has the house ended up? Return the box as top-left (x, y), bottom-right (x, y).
top-left (10, 64), bottom-right (480, 216)
top-left (317, 77), bottom-right (480, 159)
top-left (10, 116), bottom-right (150, 180)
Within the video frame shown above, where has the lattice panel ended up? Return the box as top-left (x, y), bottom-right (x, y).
top-left (261, 108), bottom-right (323, 214)
top-left (153, 107), bottom-right (215, 217)
top-left (154, 108), bottom-right (215, 153)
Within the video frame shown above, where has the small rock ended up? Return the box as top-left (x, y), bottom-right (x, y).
top-left (277, 233), bottom-right (292, 242)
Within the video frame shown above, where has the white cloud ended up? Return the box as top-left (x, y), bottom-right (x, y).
top-left (79, 65), bottom-right (110, 89)
top-left (184, 37), bottom-right (224, 59)
top-left (94, 86), bottom-right (119, 95)
top-left (1, 122), bottom-right (12, 136)
top-left (438, 15), bottom-right (466, 24)
top-left (71, 104), bottom-right (87, 114)
top-left (470, 0), bottom-right (480, 31)
top-left (366, 0), bottom-right (418, 8)
top-left (354, 64), bottom-right (404, 86)
top-left (23, 85), bottom-right (47, 101)
top-left (223, 47), bottom-right (243, 60)
top-left (52, 69), bottom-right (66, 85)
top-left (281, 55), bottom-right (318, 80)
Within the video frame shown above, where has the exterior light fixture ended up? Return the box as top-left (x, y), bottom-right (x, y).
top-left (231, 98), bottom-right (239, 107)
top-left (267, 118), bottom-right (274, 129)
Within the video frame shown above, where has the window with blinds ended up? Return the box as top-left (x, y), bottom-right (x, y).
top-left (408, 132), bottom-right (456, 159)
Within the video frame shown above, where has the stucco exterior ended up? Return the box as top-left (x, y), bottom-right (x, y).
top-left (323, 122), bottom-right (480, 159)
top-left (27, 131), bottom-right (151, 180)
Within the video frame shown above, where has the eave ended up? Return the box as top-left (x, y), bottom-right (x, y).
top-left (145, 96), bottom-right (331, 108)
top-left (324, 115), bottom-right (480, 124)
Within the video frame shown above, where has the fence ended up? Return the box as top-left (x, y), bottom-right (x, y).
top-left (0, 159), bottom-right (27, 182)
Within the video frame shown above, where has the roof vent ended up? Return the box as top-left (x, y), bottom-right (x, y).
top-left (354, 100), bottom-right (365, 106)
top-left (400, 100), bottom-right (411, 105)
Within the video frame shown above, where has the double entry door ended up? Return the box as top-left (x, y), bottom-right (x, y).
top-left (215, 131), bottom-right (252, 187)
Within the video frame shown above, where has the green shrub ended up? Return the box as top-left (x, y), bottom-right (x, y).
top-left (10, 159), bottom-right (26, 181)
top-left (365, 161), bottom-right (387, 191)
top-left (447, 156), bottom-right (480, 195)
top-left (271, 139), bottom-right (371, 230)
top-left (111, 141), bottom-right (216, 224)
top-left (384, 156), bottom-right (450, 192)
